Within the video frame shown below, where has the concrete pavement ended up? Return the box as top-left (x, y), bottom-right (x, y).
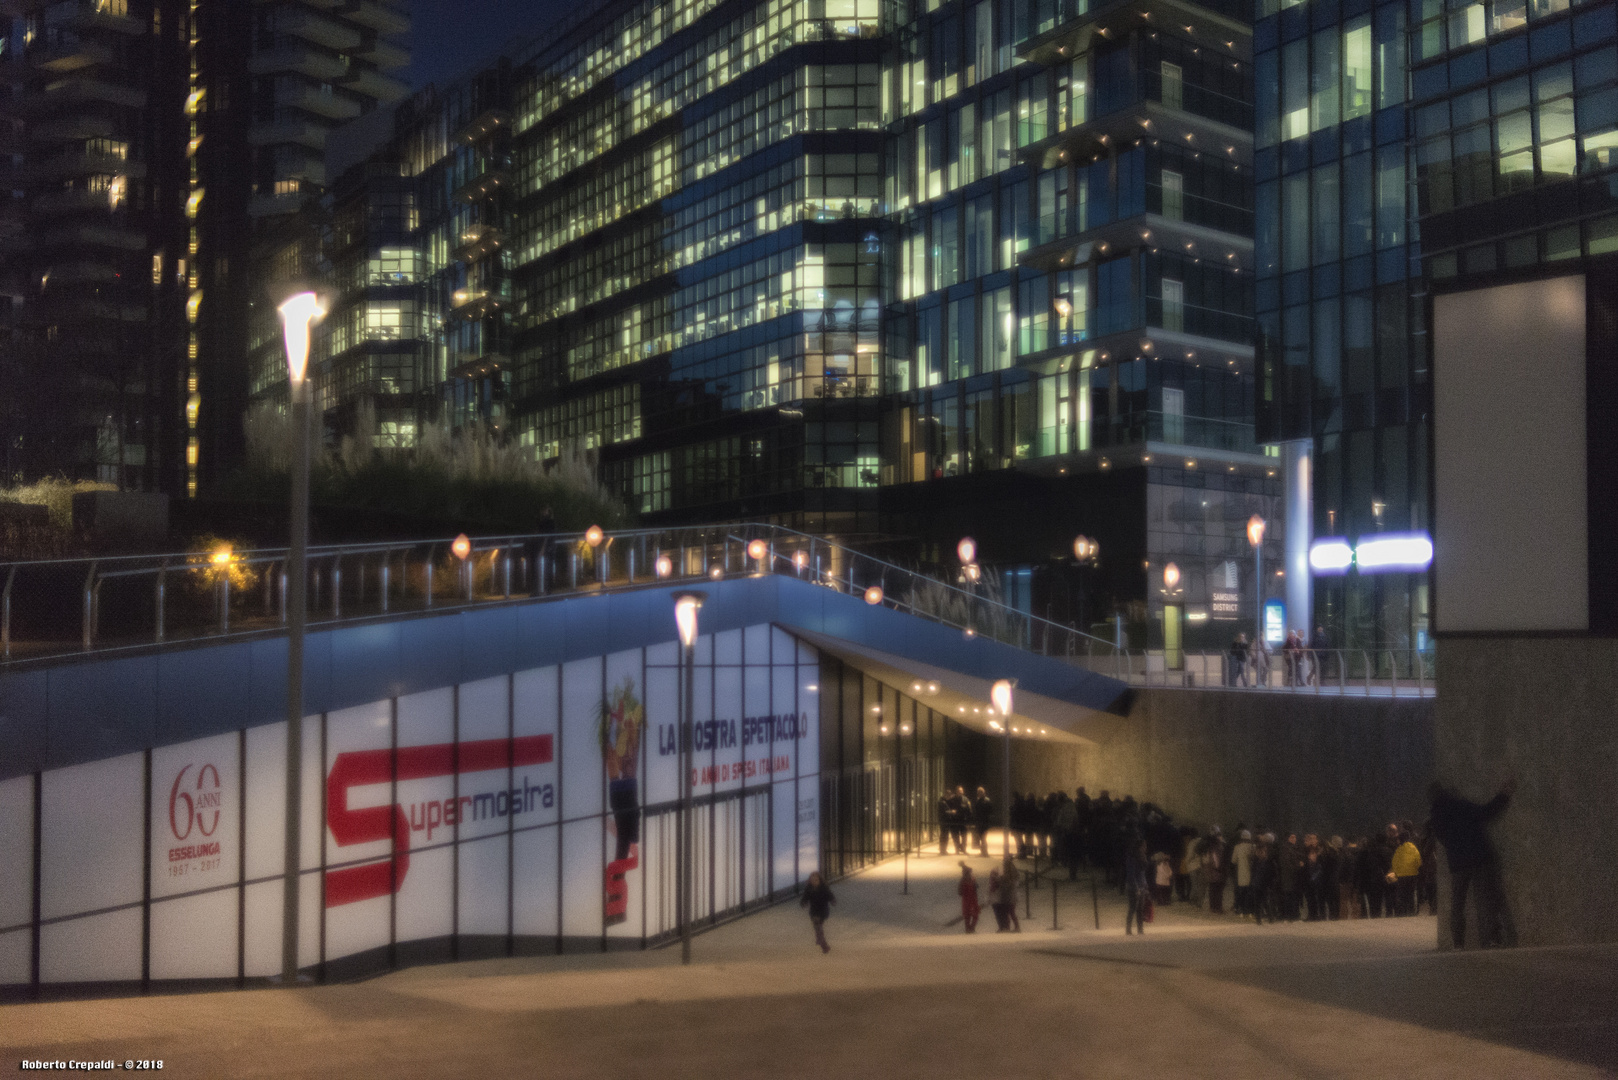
top-left (4, 852), bottom-right (1614, 1078)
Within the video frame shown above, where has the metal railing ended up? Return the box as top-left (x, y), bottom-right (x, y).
top-left (0, 523), bottom-right (1120, 667)
top-left (0, 525), bottom-right (1437, 696)
top-left (1074, 648), bottom-right (1437, 697)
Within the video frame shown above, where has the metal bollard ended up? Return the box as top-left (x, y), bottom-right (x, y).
top-left (425, 557), bottom-right (434, 608)
top-left (82, 561), bottom-right (97, 651)
top-left (381, 556), bottom-right (390, 614)
top-left (156, 563), bottom-right (167, 644)
top-left (504, 554), bottom-right (512, 598)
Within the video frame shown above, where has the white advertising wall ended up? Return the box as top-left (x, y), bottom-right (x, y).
top-left (0, 625), bottom-right (819, 989)
top-left (1433, 275), bottom-right (1589, 632)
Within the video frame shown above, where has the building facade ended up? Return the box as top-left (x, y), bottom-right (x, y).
top-left (0, 0), bottom-right (191, 491)
top-left (1252, 0), bottom-right (1618, 653)
top-left (414, 0), bottom-right (1276, 649)
top-left (0, 0), bottom-right (409, 496)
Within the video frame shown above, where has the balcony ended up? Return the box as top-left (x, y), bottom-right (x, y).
top-left (342, 66), bottom-right (409, 104)
top-left (451, 169), bottom-right (511, 204)
top-left (342, 0), bottom-right (410, 35)
top-left (278, 7), bottom-right (362, 51)
top-left (279, 82), bottom-right (363, 120)
top-left (249, 191), bottom-right (304, 218)
top-left (29, 36), bottom-right (113, 75)
top-left (28, 114), bottom-right (115, 142)
top-left (1022, 99), bottom-right (1250, 174)
top-left (65, 5), bottom-right (145, 36)
top-left (32, 187), bottom-right (119, 214)
top-left (452, 225), bottom-right (504, 262)
top-left (250, 44), bottom-right (350, 81)
top-left (37, 223), bottom-right (146, 251)
top-left (1019, 0), bottom-right (1251, 69)
top-left (33, 77), bottom-right (146, 112)
top-left (1019, 211), bottom-right (1253, 273)
top-left (355, 38), bottom-right (408, 71)
top-left (29, 151), bottom-right (145, 183)
top-left (452, 109), bottom-right (511, 147)
top-left (249, 118), bottom-right (329, 149)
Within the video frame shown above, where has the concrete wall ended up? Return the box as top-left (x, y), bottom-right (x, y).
top-left (1437, 638), bottom-right (1618, 949)
top-left (1005, 688), bottom-right (1435, 840)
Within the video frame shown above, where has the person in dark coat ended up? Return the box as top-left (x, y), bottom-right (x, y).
top-left (800, 871), bottom-right (836, 953)
top-left (937, 792), bottom-right (954, 854)
top-left (948, 786), bottom-right (971, 854)
top-left (1124, 839), bottom-right (1151, 935)
top-left (1429, 778), bottom-right (1516, 948)
top-left (1363, 828), bottom-right (1396, 917)
top-left (971, 787), bottom-right (993, 856)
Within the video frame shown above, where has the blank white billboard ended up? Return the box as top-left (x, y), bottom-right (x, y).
top-left (1434, 275), bottom-right (1588, 633)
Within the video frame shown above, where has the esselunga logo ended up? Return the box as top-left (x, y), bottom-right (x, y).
top-left (169, 762), bottom-right (223, 841)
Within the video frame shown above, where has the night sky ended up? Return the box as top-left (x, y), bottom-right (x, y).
top-left (404, 0), bottom-right (577, 91)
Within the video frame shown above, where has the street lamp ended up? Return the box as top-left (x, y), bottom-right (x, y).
top-left (277, 290), bottom-right (323, 987)
top-left (673, 591), bottom-right (706, 966)
top-left (864, 585), bottom-right (884, 605)
top-left (1247, 515), bottom-right (1266, 650)
top-left (991, 679), bottom-right (1016, 857)
top-left (748, 539), bottom-right (767, 573)
top-left (957, 537), bottom-right (976, 565)
top-left (1073, 535), bottom-right (1099, 635)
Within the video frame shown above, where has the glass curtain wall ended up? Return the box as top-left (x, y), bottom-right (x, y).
top-left (1253, 0), bottom-right (1431, 655)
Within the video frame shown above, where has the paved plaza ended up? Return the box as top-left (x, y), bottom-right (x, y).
top-left (5, 853), bottom-right (1615, 1078)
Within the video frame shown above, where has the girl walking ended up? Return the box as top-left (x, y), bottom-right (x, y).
top-left (800, 871), bottom-right (836, 953)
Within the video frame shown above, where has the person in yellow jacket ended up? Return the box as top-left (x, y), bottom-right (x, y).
top-left (1390, 821), bottom-right (1423, 916)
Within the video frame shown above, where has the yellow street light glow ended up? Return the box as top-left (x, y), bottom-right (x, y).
top-left (794, 551), bottom-right (808, 568)
top-left (656, 554), bottom-right (673, 578)
top-left (1247, 514), bottom-right (1266, 548)
top-left (748, 539), bottom-right (767, 561)
top-left (957, 537), bottom-right (976, 564)
top-left (991, 679), bottom-right (1014, 718)
top-left (1163, 562), bottom-right (1181, 590)
top-left (211, 546), bottom-right (232, 565)
top-left (452, 534), bottom-right (471, 561)
top-left (864, 585), bottom-right (884, 605)
top-left (710, 566), bottom-right (724, 579)
top-left (585, 525), bottom-right (604, 547)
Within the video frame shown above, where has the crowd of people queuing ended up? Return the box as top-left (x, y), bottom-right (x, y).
top-left (936, 784), bottom-right (1456, 929)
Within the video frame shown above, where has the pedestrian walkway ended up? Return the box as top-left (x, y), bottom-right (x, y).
top-left (4, 853), bottom-right (1612, 1079)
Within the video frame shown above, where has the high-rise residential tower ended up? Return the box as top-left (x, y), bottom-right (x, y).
top-left (0, 0), bottom-right (409, 496)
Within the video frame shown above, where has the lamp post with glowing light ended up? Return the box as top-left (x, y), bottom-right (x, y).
top-left (1072, 535), bottom-right (1099, 638)
top-left (673, 591), bottom-right (706, 965)
top-left (1247, 515), bottom-right (1266, 652)
top-left (277, 290), bottom-right (323, 987)
top-left (452, 533), bottom-right (472, 600)
top-left (992, 679), bottom-right (1015, 857)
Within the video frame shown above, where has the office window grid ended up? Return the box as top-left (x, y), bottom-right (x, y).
top-left (1412, 41), bottom-right (1618, 218)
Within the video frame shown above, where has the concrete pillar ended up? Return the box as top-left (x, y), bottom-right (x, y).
top-left (1284, 438), bottom-right (1312, 634)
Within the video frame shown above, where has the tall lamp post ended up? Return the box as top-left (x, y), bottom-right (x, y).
top-left (673, 591), bottom-right (706, 965)
top-left (278, 291), bottom-right (323, 986)
top-left (1247, 515), bottom-right (1266, 652)
top-left (1072, 535), bottom-right (1099, 636)
top-left (991, 679), bottom-right (1015, 857)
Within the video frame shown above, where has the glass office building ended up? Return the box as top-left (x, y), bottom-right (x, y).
top-left (1253, 0), bottom-right (1618, 651)
top-left (1252, 0), bottom-right (1425, 651)
top-left (479, 0), bottom-right (1275, 649)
